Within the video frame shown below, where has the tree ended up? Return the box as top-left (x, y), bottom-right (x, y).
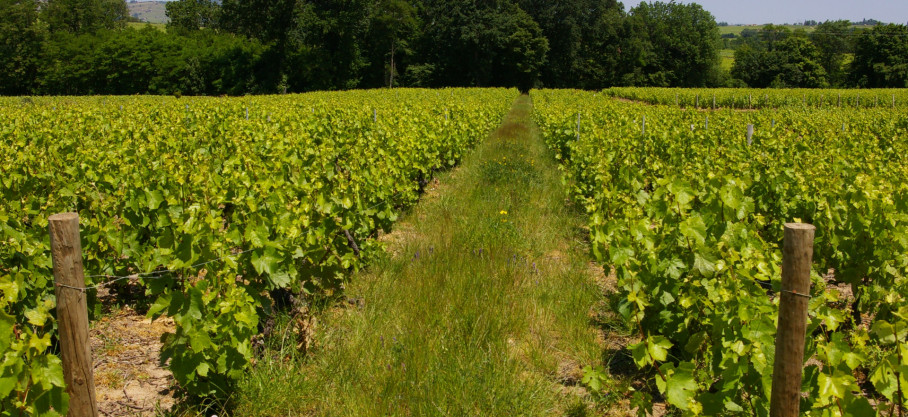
top-left (0, 0), bottom-right (46, 94)
top-left (758, 23), bottom-right (790, 51)
top-left (166, 0), bottom-right (220, 32)
top-left (731, 44), bottom-right (781, 87)
top-left (219, 0), bottom-right (296, 43)
top-left (516, 0), bottom-right (623, 88)
top-left (731, 33), bottom-right (828, 88)
top-left (810, 20), bottom-right (852, 86)
top-left (412, 0), bottom-right (548, 90)
top-left (42, 0), bottom-right (129, 34)
top-left (850, 24), bottom-right (908, 88)
top-left (773, 35), bottom-right (828, 87)
top-left (365, 0), bottom-right (419, 88)
top-left (619, 1), bottom-right (721, 87)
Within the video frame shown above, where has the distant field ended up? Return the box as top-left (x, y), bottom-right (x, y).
top-left (717, 24), bottom-right (874, 72)
top-left (126, 22), bottom-right (166, 31)
top-left (127, 1), bottom-right (168, 24)
top-left (719, 24), bottom-right (876, 36)
top-left (719, 49), bottom-right (734, 71)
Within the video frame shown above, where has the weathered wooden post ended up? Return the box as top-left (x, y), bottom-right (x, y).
top-left (769, 223), bottom-right (815, 417)
top-left (746, 124), bottom-right (754, 146)
top-left (49, 213), bottom-right (98, 417)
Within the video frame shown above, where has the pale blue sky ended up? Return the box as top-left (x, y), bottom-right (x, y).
top-left (622, 0), bottom-right (908, 25)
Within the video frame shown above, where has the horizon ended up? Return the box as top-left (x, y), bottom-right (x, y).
top-left (621, 0), bottom-right (907, 25)
top-left (135, 0), bottom-right (906, 26)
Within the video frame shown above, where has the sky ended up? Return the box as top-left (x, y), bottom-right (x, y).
top-left (621, 0), bottom-right (908, 25)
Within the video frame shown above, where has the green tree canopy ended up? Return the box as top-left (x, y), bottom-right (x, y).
top-left (619, 1), bottom-right (721, 87)
top-left (810, 20), bottom-right (852, 86)
top-left (42, 0), bottom-right (128, 34)
top-left (0, 0), bottom-right (46, 94)
top-left (165, 0), bottom-right (221, 32)
top-left (851, 24), bottom-right (908, 88)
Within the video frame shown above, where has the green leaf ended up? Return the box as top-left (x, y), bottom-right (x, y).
top-left (647, 335), bottom-right (672, 362)
top-left (679, 215), bottom-right (707, 246)
top-left (145, 189), bottom-right (165, 210)
top-left (24, 308), bottom-right (49, 326)
top-left (251, 248), bottom-right (281, 276)
top-left (657, 361), bottom-right (699, 410)
top-left (818, 370), bottom-right (855, 400)
top-left (147, 292), bottom-right (172, 319)
top-left (610, 246), bottom-right (635, 265)
top-left (30, 354), bottom-right (65, 390)
top-left (693, 252), bottom-right (718, 276)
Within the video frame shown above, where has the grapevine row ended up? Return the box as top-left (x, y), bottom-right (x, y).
top-left (533, 89), bottom-right (908, 415)
top-left (0, 88), bottom-right (516, 415)
top-left (606, 87), bottom-right (908, 110)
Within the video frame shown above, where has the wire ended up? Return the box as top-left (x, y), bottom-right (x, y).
top-left (57, 249), bottom-right (258, 292)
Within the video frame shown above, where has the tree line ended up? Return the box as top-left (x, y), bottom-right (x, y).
top-left (729, 22), bottom-right (908, 88)
top-left (0, 0), bottom-right (906, 96)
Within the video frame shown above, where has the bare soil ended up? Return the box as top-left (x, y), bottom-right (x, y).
top-left (91, 289), bottom-right (176, 417)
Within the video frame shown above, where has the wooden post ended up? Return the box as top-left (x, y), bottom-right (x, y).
top-left (641, 115), bottom-right (646, 136)
top-left (769, 223), bottom-right (815, 417)
top-left (712, 94), bottom-right (716, 109)
top-left (49, 213), bottom-right (98, 417)
top-left (746, 124), bottom-right (754, 146)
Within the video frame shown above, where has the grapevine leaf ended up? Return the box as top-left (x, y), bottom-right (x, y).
top-left (30, 354), bottom-right (65, 390)
top-left (24, 308), bottom-right (48, 326)
top-left (693, 252), bottom-right (718, 276)
top-left (679, 216), bottom-right (707, 246)
top-left (657, 361), bottom-right (699, 410)
top-left (818, 371), bottom-right (855, 400)
top-left (145, 189), bottom-right (165, 210)
top-left (647, 335), bottom-right (672, 362)
top-left (251, 248), bottom-right (281, 276)
top-left (610, 246), bottom-right (635, 265)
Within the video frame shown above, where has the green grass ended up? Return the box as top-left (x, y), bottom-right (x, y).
top-left (719, 49), bottom-right (735, 71)
top-left (231, 96), bottom-right (609, 416)
top-left (127, 22), bottom-right (166, 31)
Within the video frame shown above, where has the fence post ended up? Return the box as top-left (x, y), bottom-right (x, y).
top-left (49, 212), bottom-right (98, 417)
top-left (769, 223), bottom-right (815, 417)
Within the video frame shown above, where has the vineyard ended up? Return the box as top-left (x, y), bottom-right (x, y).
top-left (0, 89), bottom-right (515, 415)
top-left (3, 86), bottom-right (908, 416)
top-left (606, 87), bottom-right (908, 110)
top-left (532, 89), bottom-right (908, 415)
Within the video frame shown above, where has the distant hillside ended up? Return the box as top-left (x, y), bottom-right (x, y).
top-left (127, 1), bottom-right (168, 24)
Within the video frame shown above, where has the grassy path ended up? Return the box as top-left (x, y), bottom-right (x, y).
top-left (235, 95), bottom-right (606, 416)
